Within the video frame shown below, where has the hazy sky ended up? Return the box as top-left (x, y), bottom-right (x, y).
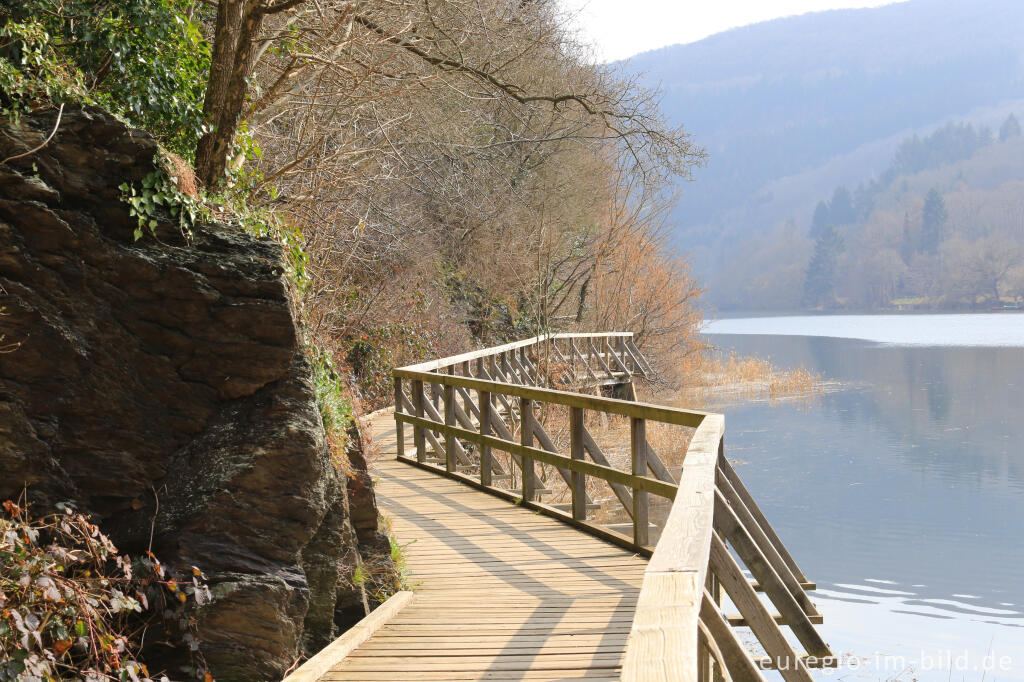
top-left (560, 0), bottom-right (904, 61)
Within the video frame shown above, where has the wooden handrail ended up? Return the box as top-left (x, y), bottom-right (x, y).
top-left (391, 332), bottom-right (832, 681)
top-left (394, 368), bottom-right (708, 427)
top-left (621, 414), bottom-right (722, 681)
top-left (399, 331), bottom-right (634, 374)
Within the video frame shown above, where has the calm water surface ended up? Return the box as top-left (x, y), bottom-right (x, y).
top-left (703, 313), bottom-right (1024, 681)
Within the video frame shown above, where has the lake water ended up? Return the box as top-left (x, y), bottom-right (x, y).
top-left (703, 314), bottom-right (1024, 681)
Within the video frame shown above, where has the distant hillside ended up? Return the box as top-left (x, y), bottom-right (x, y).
top-left (623, 0), bottom-right (1024, 306)
top-left (710, 117), bottom-right (1024, 309)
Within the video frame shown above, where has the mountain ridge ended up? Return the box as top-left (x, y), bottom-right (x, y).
top-left (618, 0), bottom-right (1024, 306)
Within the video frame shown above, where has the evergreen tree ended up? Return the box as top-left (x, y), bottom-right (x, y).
top-left (810, 200), bottom-right (830, 238)
top-left (853, 182), bottom-right (875, 221)
top-left (803, 225), bottom-right (844, 307)
top-left (1000, 113), bottom-right (1022, 142)
top-left (921, 188), bottom-right (948, 254)
top-left (829, 186), bottom-right (856, 226)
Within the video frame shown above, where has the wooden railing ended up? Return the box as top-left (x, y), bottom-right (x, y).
top-left (392, 332), bottom-right (834, 681)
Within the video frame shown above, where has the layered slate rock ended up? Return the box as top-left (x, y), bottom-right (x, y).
top-left (0, 106), bottom-right (390, 681)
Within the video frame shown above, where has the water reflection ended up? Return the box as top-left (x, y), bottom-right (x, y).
top-left (704, 326), bottom-right (1024, 679)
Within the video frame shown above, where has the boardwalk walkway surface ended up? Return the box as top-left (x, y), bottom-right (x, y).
top-left (318, 413), bottom-right (648, 681)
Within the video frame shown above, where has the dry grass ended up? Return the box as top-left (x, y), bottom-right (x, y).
top-left (673, 351), bottom-right (825, 408)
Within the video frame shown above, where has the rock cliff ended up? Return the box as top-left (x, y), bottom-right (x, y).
top-left (0, 106), bottom-right (391, 680)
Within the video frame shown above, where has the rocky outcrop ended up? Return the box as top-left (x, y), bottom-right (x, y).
top-left (0, 106), bottom-right (391, 680)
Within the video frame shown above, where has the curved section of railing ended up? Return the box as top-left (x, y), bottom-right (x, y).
top-left (392, 332), bottom-right (834, 682)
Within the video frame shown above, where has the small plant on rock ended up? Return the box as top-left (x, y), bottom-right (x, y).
top-left (0, 498), bottom-right (213, 682)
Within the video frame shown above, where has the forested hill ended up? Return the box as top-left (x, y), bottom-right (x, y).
top-left (623, 0), bottom-right (1024, 308)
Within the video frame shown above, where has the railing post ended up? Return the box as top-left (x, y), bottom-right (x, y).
top-left (479, 388), bottom-right (492, 487)
top-left (501, 351), bottom-right (512, 383)
top-left (521, 397), bottom-right (535, 501)
top-left (394, 376), bottom-right (404, 460)
top-left (631, 417), bottom-right (650, 547)
top-left (570, 406), bottom-right (586, 521)
top-left (444, 382), bottom-right (456, 473)
top-left (412, 379), bottom-right (425, 463)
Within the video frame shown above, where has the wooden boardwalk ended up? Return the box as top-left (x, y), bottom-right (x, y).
top-left (290, 334), bottom-right (832, 682)
top-left (318, 414), bottom-right (648, 681)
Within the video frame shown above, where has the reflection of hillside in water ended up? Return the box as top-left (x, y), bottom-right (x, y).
top-left (704, 332), bottom-right (1024, 658)
top-left (803, 336), bottom-right (1024, 489)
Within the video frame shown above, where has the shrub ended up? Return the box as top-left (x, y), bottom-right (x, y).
top-left (0, 498), bottom-right (212, 682)
top-left (0, 0), bottom-right (210, 158)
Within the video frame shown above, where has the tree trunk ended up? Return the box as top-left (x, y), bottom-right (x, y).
top-left (194, 0), bottom-right (270, 188)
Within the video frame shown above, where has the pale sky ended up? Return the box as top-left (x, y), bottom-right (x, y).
top-left (559, 0), bottom-right (904, 61)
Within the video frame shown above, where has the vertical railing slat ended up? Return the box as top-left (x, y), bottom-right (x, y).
top-left (394, 377), bottom-right (405, 460)
top-left (631, 416), bottom-right (650, 547)
top-left (480, 388), bottom-right (492, 487)
top-left (570, 406), bottom-right (586, 520)
top-left (412, 379), bottom-right (425, 463)
top-left (444, 382), bottom-right (456, 473)
top-left (521, 397), bottom-right (535, 501)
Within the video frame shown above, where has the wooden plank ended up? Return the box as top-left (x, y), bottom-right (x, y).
top-left (606, 337), bottom-right (631, 375)
top-left (570, 406), bottom-right (586, 521)
top-left (698, 590), bottom-right (762, 682)
top-left (444, 383), bottom-right (456, 473)
top-left (522, 397), bottom-right (536, 502)
top-left (394, 368), bottom-right (708, 427)
top-left (571, 338), bottom-right (600, 384)
top-left (708, 532), bottom-right (812, 682)
top-left (626, 337), bottom-right (656, 376)
top-left (726, 613), bottom-right (824, 626)
top-left (645, 439), bottom-right (677, 485)
top-left (412, 379), bottom-right (425, 463)
top-left (717, 452), bottom-right (809, 583)
top-left (588, 337), bottom-right (616, 379)
top-left (403, 395), bottom-right (470, 468)
top-left (509, 351), bottom-right (532, 386)
top-left (579, 425), bottom-right (634, 515)
top-left (531, 418), bottom-right (597, 508)
top-left (713, 490), bottom-right (830, 658)
top-left (392, 456), bottom-right (652, 556)
top-left (394, 413), bottom-right (679, 500)
top-left (334, 413), bottom-right (652, 682)
top-left (618, 413), bottom-right (724, 679)
top-left (631, 417), bottom-right (650, 547)
top-left (399, 333), bottom-right (632, 374)
top-left (717, 469), bottom-right (818, 616)
top-left (621, 339), bottom-right (648, 378)
top-left (479, 389), bottom-right (492, 487)
top-left (621, 414), bottom-right (722, 682)
top-left (282, 591), bottom-right (414, 682)
top-left (393, 378), bottom-right (405, 460)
